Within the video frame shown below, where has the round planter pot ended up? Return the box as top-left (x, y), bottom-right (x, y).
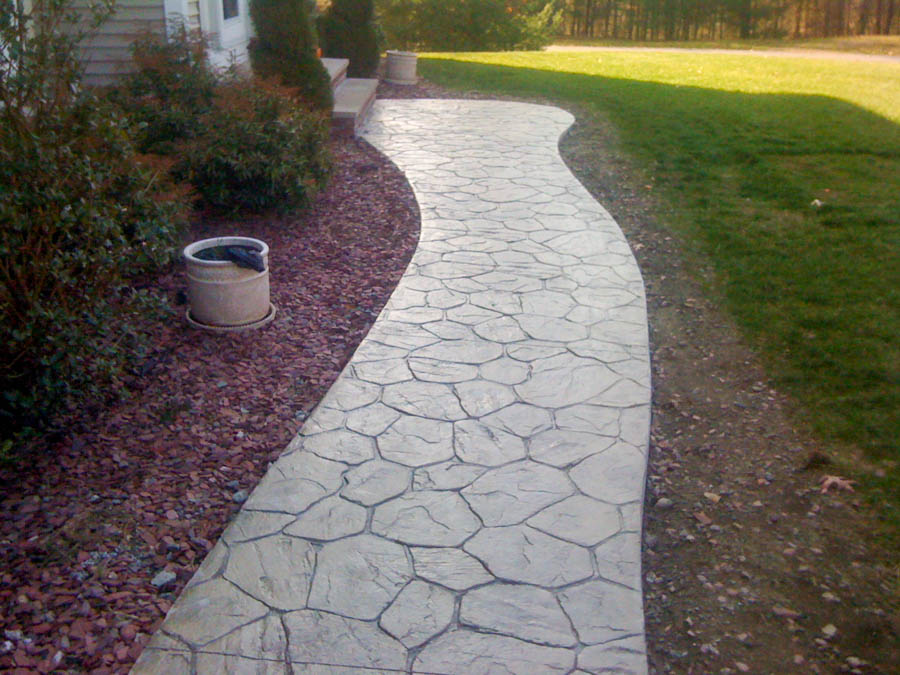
top-left (385, 50), bottom-right (418, 85)
top-left (183, 236), bottom-right (273, 330)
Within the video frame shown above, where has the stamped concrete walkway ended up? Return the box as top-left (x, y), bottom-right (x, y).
top-left (132, 100), bottom-right (651, 674)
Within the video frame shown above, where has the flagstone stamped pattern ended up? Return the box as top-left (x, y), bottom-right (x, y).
top-left (131, 100), bottom-right (651, 675)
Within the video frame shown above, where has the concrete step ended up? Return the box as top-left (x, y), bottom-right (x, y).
top-left (321, 57), bottom-right (349, 90)
top-left (332, 77), bottom-right (378, 137)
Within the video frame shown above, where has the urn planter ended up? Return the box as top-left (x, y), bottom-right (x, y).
top-left (385, 50), bottom-right (418, 85)
top-left (183, 236), bottom-right (275, 331)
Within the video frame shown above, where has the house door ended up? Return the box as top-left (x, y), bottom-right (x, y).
top-left (218, 0), bottom-right (246, 49)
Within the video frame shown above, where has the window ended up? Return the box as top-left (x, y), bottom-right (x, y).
top-left (223, 0), bottom-right (238, 20)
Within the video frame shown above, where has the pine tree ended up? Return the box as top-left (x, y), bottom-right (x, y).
top-left (319, 0), bottom-right (380, 78)
top-left (248, 0), bottom-right (333, 110)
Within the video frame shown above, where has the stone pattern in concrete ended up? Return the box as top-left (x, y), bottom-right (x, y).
top-left (131, 100), bottom-right (650, 675)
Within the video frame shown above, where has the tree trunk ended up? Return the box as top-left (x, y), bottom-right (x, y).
top-left (886, 0), bottom-right (897, 33)
top-left (740, 0), bottom-right (753, 38)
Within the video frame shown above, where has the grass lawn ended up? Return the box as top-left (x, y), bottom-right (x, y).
top-left (418, 50), bottom-right (900, 527)
top-left (552, 35), bottom-right (900, 56)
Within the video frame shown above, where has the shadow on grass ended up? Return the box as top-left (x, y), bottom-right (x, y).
top-left (419, 57), bottom-right (899, 517)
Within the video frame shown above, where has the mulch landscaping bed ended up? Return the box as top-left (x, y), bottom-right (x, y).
top-left (0, 137), bottom-right (419, 673)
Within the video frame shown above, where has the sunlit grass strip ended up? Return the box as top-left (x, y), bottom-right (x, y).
top-left (551, 35), bottom-right (900, 56)
top-left (422, 50), bottom-right (900, 122)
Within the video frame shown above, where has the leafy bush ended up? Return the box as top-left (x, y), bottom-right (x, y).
top-left (176, 80), bottom-right (331, 213)
top-left (0, 1), bottom-right (187, 444)
top-left (110, 24), bottom-right (218, 154)
top-left (516, 2), bottom-right (565, 50)
top-left (376, 0), bottom-right (561, 51)
top-left (249, 0), bottom-right (334, 110)
top-left (319, 0), bottom-right (380, 77)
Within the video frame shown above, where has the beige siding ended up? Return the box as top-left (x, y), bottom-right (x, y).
top-left (77, 0), bottom-right (250, 84)
top-left (76, 0), bottom-right (165, 85)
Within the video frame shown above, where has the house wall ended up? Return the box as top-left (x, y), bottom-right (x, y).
top-left (76, 0), bottom-right (250, 86)
top-left (76, 0), bottom-right (166, 86)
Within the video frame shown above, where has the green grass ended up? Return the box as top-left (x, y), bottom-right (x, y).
top-left (418, 51), bottom-right (900, 526)
top-left (552, 35), bottom-right (900, 56)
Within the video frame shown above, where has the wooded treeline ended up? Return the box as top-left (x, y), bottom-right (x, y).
top-left (561, 0), bottom-right (899, 39)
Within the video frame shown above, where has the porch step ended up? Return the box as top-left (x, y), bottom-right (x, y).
top-left (332, 77), bottom-right (378, 136)
top-left (321, 57), bottom-right (349, 90)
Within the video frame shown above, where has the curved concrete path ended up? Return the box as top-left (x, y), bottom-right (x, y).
top-left (132, 100), bottom-right (651, 675)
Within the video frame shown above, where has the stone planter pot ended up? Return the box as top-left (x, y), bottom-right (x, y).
top-left (385, 50), bottom-right (418, 85)
top-left (183, 236), bottom-right (275, 331)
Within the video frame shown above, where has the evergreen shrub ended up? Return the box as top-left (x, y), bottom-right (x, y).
top-left (320, 0), bottom-right (380, 77)
top-left (248, 0), bottom-right (334, 110)
top-left (377, 0), bottom-right (561, 52)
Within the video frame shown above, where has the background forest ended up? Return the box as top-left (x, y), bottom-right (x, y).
top-left (374, 0), bottom-right (898, 53)
top-left (558, 0), bottom-right (899, 40)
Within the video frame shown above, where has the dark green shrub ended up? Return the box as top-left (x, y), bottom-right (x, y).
top-left (320, 0), bottom-right (380, 77)
top-left (248, 0), bottom-right (334, 111)
top-left (176, 80), bottom-right (331, 213)
top-left (374, 0), bottom-right (418, 50)
top-left (376, 0), bottom-right (560, 51)
top-left (110, 24), bottom-right (218, 154)
top-left (515, 2), bottom-right (564, 50)
top-left (0, 1), bottom-right (187, 445)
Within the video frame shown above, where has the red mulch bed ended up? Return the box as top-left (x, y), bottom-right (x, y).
top-left (0, 137), bottom-right (419, 673)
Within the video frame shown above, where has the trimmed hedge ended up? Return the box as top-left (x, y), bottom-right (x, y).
top-left (377, 0), bottom-right (561, 52)
top-left (320, 0), bottom-right (380, 78)
top-left (249, 0), bottom-right (334, 111)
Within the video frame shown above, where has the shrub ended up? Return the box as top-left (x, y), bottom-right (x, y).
top-left (176, 79), bottom-right (331, 213)
top-left (110, 24), bottom-right (219, 154)
top-left (515, 2), bottom-right (564, 50)
top-left (319, 0), bottom-right (380, 77)
top-left (248, 0), bottom-right (334, 111)
top-left (375, 0), bottom-right (418, 50)
top-left (0, 1), bottom-right (187, 445)
top-left (376, 0), bottom-right (561, 52)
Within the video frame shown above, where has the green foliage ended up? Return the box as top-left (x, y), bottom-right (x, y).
top-left (516, 2), bottom-right (564, 49)
top-left (0, 0), bottom-right (187, 444)
top-left (110, 24), bottom-right (218, 154)
top-left (320, 0), bottom-right (380, 77)
top-left (176, 80), bottom-right (331, 213)
top-left (249, 0), bottom-right (334, 110)
top-left (374, 0), bottom-right (418, 49)
top-left (376, 0), bottom-right (561, 51)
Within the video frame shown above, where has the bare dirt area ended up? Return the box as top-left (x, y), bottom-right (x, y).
top-left (0, 137), bottom-right (419, 672)
top-left (381, 79), bottom-right (899, 673)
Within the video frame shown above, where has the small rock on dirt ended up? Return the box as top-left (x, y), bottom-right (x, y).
top-left (773, 606), bottom-right (802, 619)
top-left (150, 570), bottom-right (177, 589)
